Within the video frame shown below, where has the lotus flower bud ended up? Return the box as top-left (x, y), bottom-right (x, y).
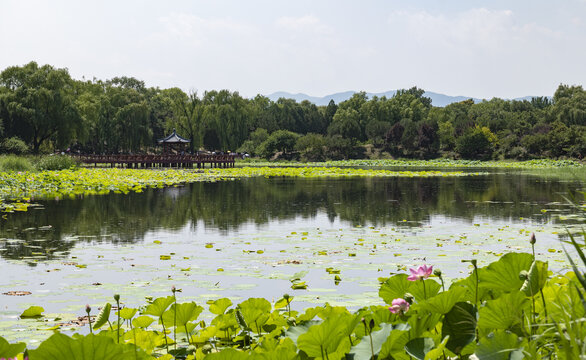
top-left (433, 269), bottom-right (442, 277)
top-left (403, 293), bottom-right (414, 304)
top-left (530, 233), bottom-right (536, 245)
top-left (202, 344), bottom-right (213, 354)
top-left (85, 304), bottom-right (91, 314)
top-left (519, 270), bottom-right (529, 281)
top-left (283, 293), bottom-right (290, 300)
top-left (171, 285), bottom-right (176, 293)
top-left (113, 294), bottom-right (120, 302)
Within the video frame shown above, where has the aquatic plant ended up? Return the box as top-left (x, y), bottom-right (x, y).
top-left (2, 249), bottom-right (586, 358)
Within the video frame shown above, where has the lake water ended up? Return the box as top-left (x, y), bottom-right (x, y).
top-left (0, 169), bottom-right (583, 343)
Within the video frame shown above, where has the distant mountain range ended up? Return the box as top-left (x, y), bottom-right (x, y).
top-left (266, 90), bottom-right (543, 107)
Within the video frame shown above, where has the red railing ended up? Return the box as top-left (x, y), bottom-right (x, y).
top-left (75, 154), bottom-right (238, 168)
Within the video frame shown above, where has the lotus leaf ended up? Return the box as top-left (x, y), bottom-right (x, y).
top-left (93, 303), bottom-right (112, 329)
top-left (441, 302), bottom-right (478, 355)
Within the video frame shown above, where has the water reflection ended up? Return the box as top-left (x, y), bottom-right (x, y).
top-left (0, 172), bottom-right (582, 262)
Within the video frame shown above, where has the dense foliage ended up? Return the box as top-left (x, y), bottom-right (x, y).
top-left (0, 62), bottom-right (584, 160)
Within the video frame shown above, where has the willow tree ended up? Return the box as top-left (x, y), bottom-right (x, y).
top-left (0, 62), bottom-right (82, 152)
top-left (202, 90), bottom-right (250, 151)
top-left (166, 89), bottom-right (204, 152)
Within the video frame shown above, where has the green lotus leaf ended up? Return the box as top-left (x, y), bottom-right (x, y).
top-left (479, 253), bottom-right (534, 294)
top-left (27, 333), bottom-right (151, 360)
top-left (237, 298), bottom-right (272, 330)
top-left (441, 302), bottom-right (478, 355)
top-left (379, 274), bottom-right (411, 305)
top-left (162, 302), bottom-right (204, 327)
top-left (132, 315), bottom-right (154, 329)
top-left (404, 337), bottom-right (436, 360)
top-left (378, 323), bottom-right (411, 359)
top-left (409, 279), bottom-right (442, 301)
top-left (424, 336), bottom-right (449, 360)
top-left (418, 286), bottom-right (467, 314)
top-left (274, 296), bottom-right (293, 310)
top-left (143, 296), bottom-right (174, 318)
top-left (123, 328), bottom-right (160, 355)
top-left (0, 336), bottom-right (26, 358)
top-left (204, 348), bottom-right (250, 360)
top-left (349, 323), bottom-right (398, 360)
top-left (297, 314), bottom-right (348, 359)
top-left (475, 330), bottom-right (525, 360)
top-left (209, 298), bottom-right (233, 315)
top-left (284, 320), bottom-right (320, 345)
top-left (520, 261), bottom-right (549, 297)
top-left (117, 307), bottom-right (137, 321)
top-left (478, 291), bottom-right (528, 331)
top-left (93, 302), bottom-right (112, 330)
top-left (20, 305), bottom-right (44, 318)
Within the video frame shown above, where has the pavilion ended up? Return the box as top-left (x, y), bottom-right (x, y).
top-left (158, 129), bottom-right (190, 154)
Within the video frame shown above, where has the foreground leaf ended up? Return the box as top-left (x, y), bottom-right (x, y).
top-left (28, 333), bottom-right (150, 360)
top-left (441, 302), bottom-right (477, 355)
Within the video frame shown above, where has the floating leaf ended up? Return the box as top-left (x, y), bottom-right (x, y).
top-left (291, 282), bottom-right (308, 290)
top-left (21, 306), bottom-right (44, 318)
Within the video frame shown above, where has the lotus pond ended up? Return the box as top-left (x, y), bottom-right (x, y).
top-left (0, 164), bottom-right (584, 349)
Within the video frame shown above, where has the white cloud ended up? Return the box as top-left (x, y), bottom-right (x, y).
top-left (275, 15), bottom-right (332, 34)
top-left (381, 8), bottom-right (569, 98)
top-left (155, 13), bottom-right (255, 46)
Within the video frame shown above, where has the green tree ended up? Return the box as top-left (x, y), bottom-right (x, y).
top-left (0, 62), bottom-right (82, 152)
top-left (257, 130), bottom-right (300, 159)
top-left (456, 126), bottom-right (498, 159)
top-left (295, 133), bottom-right (326, 161)
top-left (328, 108), bottom-right (361, 144)
top-left (202, 90), bottom-right (250, 151)
top-left (168, 90), bottom-right (203, 152)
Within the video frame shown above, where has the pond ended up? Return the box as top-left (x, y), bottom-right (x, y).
top-left (0, 168), bottom-right (583, 344)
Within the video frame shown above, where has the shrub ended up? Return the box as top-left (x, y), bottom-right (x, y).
top-left (257, 130), bottom-right (300, 159)
top-left (35, 155), bottom-right (78, 171)
top-left (1, 136), bottom-right (29, 155)
top-left (456, 126), bottom-right (497, 160)
top-left (295, 133), bottom-right (326, 161)
top-left (324, 135), bottom-right (353, 160)
top-left (0, 155), bottom-right (34, 172)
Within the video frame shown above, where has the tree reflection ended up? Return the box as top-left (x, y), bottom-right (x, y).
top-left (0, 173), bottom-right (582, 262)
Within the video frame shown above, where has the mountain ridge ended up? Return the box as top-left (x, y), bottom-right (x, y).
top-left (266, 90), bottom-right (545, 107)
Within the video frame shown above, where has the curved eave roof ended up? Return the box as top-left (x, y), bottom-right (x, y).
top-left (158, 129), bottom-right (191, 143)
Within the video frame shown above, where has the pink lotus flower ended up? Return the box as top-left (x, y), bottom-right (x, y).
top-left (407, 265), bottom-right (433, 281)
top-left (389, 298), bottom-right (410, 314)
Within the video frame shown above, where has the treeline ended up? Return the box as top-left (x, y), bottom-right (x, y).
top-left (0, 61), bottom-right (584, 160)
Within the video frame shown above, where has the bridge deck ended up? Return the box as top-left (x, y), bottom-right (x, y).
top-left (76, 154), bottom-right (238, 168)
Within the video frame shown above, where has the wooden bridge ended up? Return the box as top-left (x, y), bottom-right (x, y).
top-left (76, 154), bottom-right (238, 169)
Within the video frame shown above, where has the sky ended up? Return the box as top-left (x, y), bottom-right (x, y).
top-left (1, 0), bottom-right (585, 100)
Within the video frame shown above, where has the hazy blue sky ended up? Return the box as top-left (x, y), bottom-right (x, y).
top-left (1, 0), bottom-right (585, 99)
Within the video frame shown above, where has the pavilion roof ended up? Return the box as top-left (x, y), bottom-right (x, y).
top-left (158, 129), bottom-right (190, 143)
